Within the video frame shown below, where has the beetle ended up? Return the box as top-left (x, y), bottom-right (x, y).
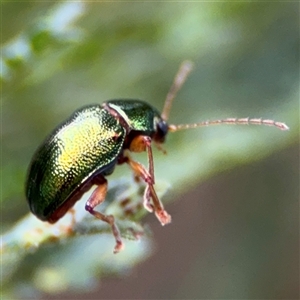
top-left (26, 61), bottom-right (288, 253)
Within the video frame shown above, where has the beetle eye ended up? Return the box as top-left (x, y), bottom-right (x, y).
top-left (158, 120), bottom-right (168, 135)
top-left (155, 120), bottom-right (168, 142)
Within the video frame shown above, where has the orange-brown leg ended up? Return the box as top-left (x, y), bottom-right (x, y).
top-left (85, 176), bottom-right (123, 253)
top-left (127, 135), bottom-right (171, 226)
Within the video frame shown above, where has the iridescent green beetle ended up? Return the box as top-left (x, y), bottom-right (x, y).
top-left (26, 61), bottom-right (288, 253)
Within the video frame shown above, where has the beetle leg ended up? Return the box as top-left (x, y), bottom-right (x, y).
top-left (126, 156), bottom-right (154, 212)
top-left (143, 185), bottom-right (154, 212)
top-left (128, 135), bottom-right (171, 226)
top-left (126, 155), bottom-right (153, 184)
top-left (85, 177), bottom-right (123, 253)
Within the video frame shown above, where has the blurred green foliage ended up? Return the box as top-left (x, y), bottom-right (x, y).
top-left (1, 1), bottom-right (298, 299)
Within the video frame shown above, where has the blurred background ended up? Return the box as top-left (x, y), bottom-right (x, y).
top-left (1, 2), bottom-right (299, 299)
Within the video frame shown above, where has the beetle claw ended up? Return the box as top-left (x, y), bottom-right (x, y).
top-left (155, 209), bottom-right (172, 226)
top-left (113, 240), bottom-right (124, 254)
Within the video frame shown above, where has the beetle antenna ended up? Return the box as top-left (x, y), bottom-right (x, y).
top-left (168, 117), bottom-right (289, 132)
top-left (161, 60), bottom-right (194, 121)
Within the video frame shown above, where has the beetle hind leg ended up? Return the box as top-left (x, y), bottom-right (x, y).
top-left (85, 177), bottom-right (123, 253)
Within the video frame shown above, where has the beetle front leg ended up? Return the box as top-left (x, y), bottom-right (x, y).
top-left (128, 135), bottom-right (171, 226)
top-left (85, 176), bottom-right (123, 253)
top-left (143, 184), bottom-right (154, 212)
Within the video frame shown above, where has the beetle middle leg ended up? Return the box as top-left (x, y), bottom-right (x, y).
top-left (85, 176), bottom-right (123, 253)
top-left (127, 135), bottom-right (171, 226)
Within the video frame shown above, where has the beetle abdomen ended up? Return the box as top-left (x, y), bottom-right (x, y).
top-left (26, 105), bottom-right (126, 221)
